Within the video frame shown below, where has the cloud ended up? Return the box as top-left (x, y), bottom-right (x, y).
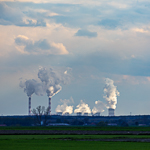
top-left (0, 2), bottom-right (46, 27)
top-left (75, 29), bottom-right (97, 38)
top-left (1, 1), bottom-right (150, 30)
top-left (98, 19), bottom-right (121, 30)
top-left (15, 35), bottom-right (69, 55)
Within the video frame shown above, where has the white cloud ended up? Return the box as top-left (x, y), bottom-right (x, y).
top-left (15, 35), bottom-right (69, 55)
top-left (108, 2), bottom-right (129, 9)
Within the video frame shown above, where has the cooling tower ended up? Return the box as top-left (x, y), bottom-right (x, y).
top-left (57, 112), bottom-right (62, 115)
top-left (108, 108), bottom-right (115, 116)
top-left (29, 96), bottom-right (31, 115)
top-left (77, 112), bottom-right (82, 116)
top-left (64, 112), bottom-right (69, 116)
top-left (83, 113), bottom-right (88, 116)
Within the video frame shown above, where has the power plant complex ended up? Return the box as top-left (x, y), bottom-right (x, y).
top-left (20, 68), bottom-right (120, 117)
top-left (27, 96), bottom-right (117, 116)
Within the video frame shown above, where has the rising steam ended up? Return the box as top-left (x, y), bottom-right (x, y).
top-left (55, 97), bottom-right (74, 115)
top-left (92, 101), bottom-right (105, 114)
top-left (103, 78), bottom-right (120, 109)
top-left (74, 100), bottom-right (91, 114)
top-left (20, 67), bottom-right (70, 98)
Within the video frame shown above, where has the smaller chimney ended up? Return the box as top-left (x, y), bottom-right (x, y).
top-left (29, 96), bottom-right (31, 115)
top-left (49, 97), bottom-right (51, 115)
top-left (108, 108), bottom-right (115, 116)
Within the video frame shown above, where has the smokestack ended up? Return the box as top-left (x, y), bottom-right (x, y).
top-left (108, 108), bottom-right (115, 116)
top-left (29, 96), bottom-right (31, 115)
top-left (49, 97), bottom-right (51, 115)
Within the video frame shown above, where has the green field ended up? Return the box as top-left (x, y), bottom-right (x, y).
top-left (1, 126), bottom-right (150, 131)
top-left (1, 127), bottom-right (150, 149)
top-left (0, 138), bottom-right (150, 150)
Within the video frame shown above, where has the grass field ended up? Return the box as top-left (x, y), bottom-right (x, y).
top-left (0, 138), bottom-right (150, 150)
top-left (1, 127), bottom-right (150, 149)
top-left (1, 126), bottom-right (150, 131)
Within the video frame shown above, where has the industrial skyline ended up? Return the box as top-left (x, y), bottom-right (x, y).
top-left (1, 0), bottom-right (150, 116)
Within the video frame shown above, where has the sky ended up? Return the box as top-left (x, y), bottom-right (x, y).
top-left (1, 0), bottom-right (150, 116)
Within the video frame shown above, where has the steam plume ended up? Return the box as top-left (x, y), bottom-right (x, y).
top-left (74, 100), bottom-right (91, 114)
top-left (103, 78), bottom-right (120, 109)
top-left (38, 67), bottom-right (70, 98)
top-left (55, 97), bottom-right (74, 115)
top-left (92, 100), bottom-right (105, 114)
top-left (20, 67), bottom-right (70, 98)
top-left (19, 79), bottom-right (46, 97)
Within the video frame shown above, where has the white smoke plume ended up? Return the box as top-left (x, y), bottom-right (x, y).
top-left (46, 84), bottom-right (62, 98)
top-left (74, 100), bottom-right (91, 114)
top-left (38, 67), bottom-right (70, 97)
top-left (103, 78), bottom-right (120, 109)
top-left (55, 97), bottom-right (74, 115)
top-left (20, 67), bottom-right (71, 98)
top-left (19, 79), bottom-right (45, 97)
top-left (92, 100), bottom-right (106, 114)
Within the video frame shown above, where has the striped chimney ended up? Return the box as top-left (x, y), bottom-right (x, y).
top-left (49, 97), bottom-right (51, 115)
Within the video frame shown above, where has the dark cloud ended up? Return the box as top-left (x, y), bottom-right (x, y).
top-left (0, 2), bottom-right (46, 27)
top-left (75, 29), bottom-right (97, 38)
top-left (2, 1), bottom-right (150, 29)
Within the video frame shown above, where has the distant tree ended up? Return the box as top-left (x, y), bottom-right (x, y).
top-left (120, 121), bottom-right (128, 127)
top-left (71, 119), bottom-right (84, 125)
top-left (135, 121), bottom-right (139, 126)
top-left (97, 121), bottom-right (107, 127)
top-left (32, 106), bottom-right (50, 126)
top-left (83, 117), bottom-right (89, 124)
top-left (56, 118), bottom-right (62, 123)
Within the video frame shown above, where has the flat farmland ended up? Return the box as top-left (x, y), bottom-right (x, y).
top-left (1, 126), bottom-right (150, 131)
top-left (1, 127), bottom-right (150, 150)
top-left (0, 138), bottom-right (150, 150)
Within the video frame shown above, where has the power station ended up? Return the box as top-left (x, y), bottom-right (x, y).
top-left (108, 108), bottom-right (115, 116)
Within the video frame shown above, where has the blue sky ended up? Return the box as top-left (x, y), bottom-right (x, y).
top-left (1, 0), bottom-right (150, 116)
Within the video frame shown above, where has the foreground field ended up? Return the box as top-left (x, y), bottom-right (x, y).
top-left (1, 127), bottom-right (150, 149)
top-left (1, 134), bottom-right (150, 139)
top-left (1, 126), bottom-right (150, 131)
top-left (0, 138), bottom-right (150, 150)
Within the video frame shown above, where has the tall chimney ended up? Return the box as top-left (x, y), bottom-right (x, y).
top-left (29, 96), bottom-right (31, 115)
top-left (49, 97), bottom-right (51, 115)
top-left (108, 108), bottom-right (115, 116)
